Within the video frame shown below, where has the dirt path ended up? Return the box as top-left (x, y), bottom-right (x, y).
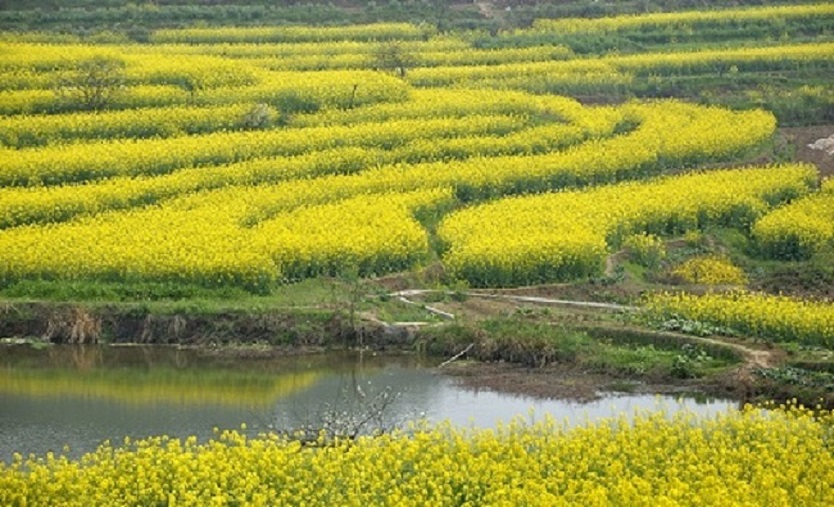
top-left (391, 289), bottom-right (635, 314)
top-left (780, 125), bottom-right (834, 178)
top-left (604, 250), bottom-right (628, 277)
top-left (381, 289), bottom-right (782, 381)
top-left (694, 334), bottom-right (777, 369)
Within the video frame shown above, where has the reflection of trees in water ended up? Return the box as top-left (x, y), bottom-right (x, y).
top-left (73, 345), bottom-right (103, 371)
top-left (45, 344), bottom-right (103, 371)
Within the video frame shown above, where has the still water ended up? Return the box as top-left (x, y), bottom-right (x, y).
top-left (0, 345), bottom-right (736, 461)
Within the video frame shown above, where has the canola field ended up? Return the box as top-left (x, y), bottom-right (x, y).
top-left (2, 2), bottom-right (833, 293)
top-left (4, 3), bottom-right (834, 504)
top-left (644, 290), bottom-right (834, 348)
top-left (1, 405), bottom-right (832, 506)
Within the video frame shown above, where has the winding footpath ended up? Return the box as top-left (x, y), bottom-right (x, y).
top-left (378, 288), bottom-right (780, 376)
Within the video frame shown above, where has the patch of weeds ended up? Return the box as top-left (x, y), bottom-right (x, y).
top-left (662, 236), bottom-right (717, 266)
top-left (1, 279), bottom-right (254, 303)
top-left (591, 264), bottom-right (625, 286)
top-left (590, 343), bottom-right (676, 376)
top-left (754, 366), bottom-right (834, 390)
top-left (657, 317), bottom-right (736, 338)
top-left (449, 290), bottom-right (468, 303)
top-left (448, 279), bottom-right (469, 303)
top-left (0, 337), bottom-right (51, 348)
top-left (671, 343), bottom-right (714, 379)
top-left (623, 233), bottom-right (666, 269)
top-left (422, 291), bottom-right (449, 304)
top-left (514, 307), bottom-right (537, 317)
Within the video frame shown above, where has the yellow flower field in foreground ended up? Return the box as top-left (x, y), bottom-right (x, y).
top-left (671, 256), bottom-right (748, 286)
top-left (1, 405), bottom-right (831, 506)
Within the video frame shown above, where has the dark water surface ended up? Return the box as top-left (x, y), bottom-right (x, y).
top-left (0, 345), bottom-right (736, 461)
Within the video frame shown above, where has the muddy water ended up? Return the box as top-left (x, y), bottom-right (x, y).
top-left (0, 346), bottom-right (736, 461)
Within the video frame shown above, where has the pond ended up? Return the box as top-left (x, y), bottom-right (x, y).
top-left (0, 345), bottom-right (737, 461)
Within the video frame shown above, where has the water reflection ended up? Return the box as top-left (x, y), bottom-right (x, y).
top-left (0, 345), bottom-right (736, 461)
top-left (0, 360), bottom-right (322, 409)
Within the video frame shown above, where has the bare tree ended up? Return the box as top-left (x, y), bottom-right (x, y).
top-left (55, 56), bottom-right (126, 111)
top-left (266, 382), bottom-right (421, 446)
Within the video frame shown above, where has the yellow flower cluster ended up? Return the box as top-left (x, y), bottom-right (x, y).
top-left (623, 233), bottom-right (667, 268)
top-left (644, 290), bottom-right (834, 346)
top-left (249, 44), bottom-right (574, 72)
top-left (1, 406), bottom-right (831, 506)
top-left (614, 42), bottom-right (834, 77)
top-left (122, 53), bottom-right (265, 90)
top-left (0, 99), bottom-right (774, 232)
top-left (127, 38), bottom-right (468, 60)
top-left (0, 48), bottom-right (264, 91)
top-left (439, 165), bottom-right (815, 287)
top-left (0, 84), bottom-right (189, 115)
top-left (671, 256), bottom-right (748, 286)
top-left (0, 98), bottom-right (782, 288)
top-left (408, 42), bottom-right (834, 90)
top-left (0, 189), bottom-right (453, 291)
top-left (0, 39), bottom-right (571, 88)
top-left (0, 42), bottom-right (121, 71)
top-left (292, 88), bottom-right (590, 129)
top-left (752, 179), bottom-right (834, 260)
top-left (0, 103), bottom-right (270, 148)
top-left (408, 58), bottom-right (631, 90)
top-left (532, 2), bottom-right (834, 34)
top-left (251, 190), bottom-right (454, 281)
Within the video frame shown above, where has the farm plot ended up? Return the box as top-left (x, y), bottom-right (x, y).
top-left (1, 4), bottom-right (832, 294)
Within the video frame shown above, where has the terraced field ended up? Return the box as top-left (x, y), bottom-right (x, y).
top-left (2, 3), bottom-right (833, 295)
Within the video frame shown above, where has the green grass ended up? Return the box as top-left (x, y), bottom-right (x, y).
top-left (419, 317), bottom-right (740, 378)
top-left (0, 277), bottom-right (358, 315)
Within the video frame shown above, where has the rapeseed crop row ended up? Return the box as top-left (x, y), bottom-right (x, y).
top-left (644, 291), bottom-right (834, 347)
top-left (0, 113), bottom-right (524, 186)
top-left (671, 256), bottom-right (748, 286)
top-left (438, 165), bottom-right (815, 287)
top-left (752, 179), bottom-right (834, 260)
top-left (532, 3), bottom-right (834, 35)
top-left (1, 406), bottom-right (831, 506)
top-left (0, 99), bottom-right (771, 229)
top-left (0, 189), bottom-right (453, 291)
top-left (0, 66), bottom-right (408, 115)
top-left (408, 42), bottom-right (834, 90)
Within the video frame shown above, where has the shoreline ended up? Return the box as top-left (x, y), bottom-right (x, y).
top-left (2, 297), bottom-right (830, 409)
